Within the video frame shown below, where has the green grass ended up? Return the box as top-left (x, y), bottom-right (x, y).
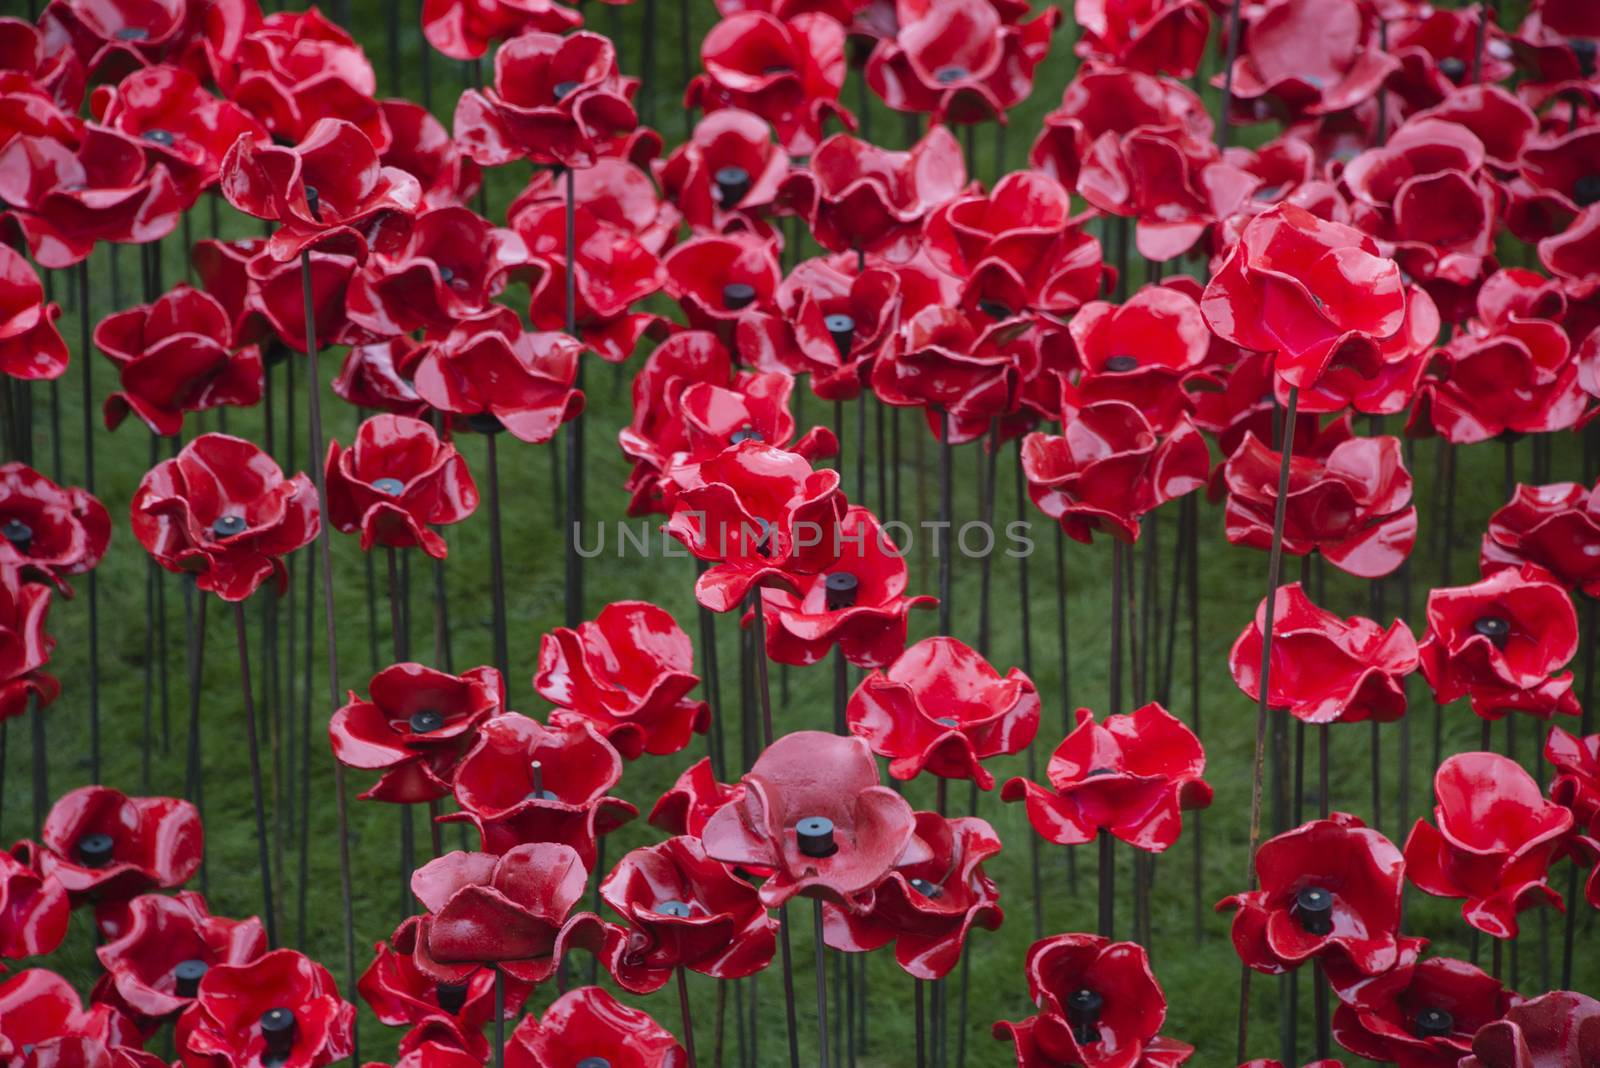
top-left (2, 0), bottom-right (1594, 1065)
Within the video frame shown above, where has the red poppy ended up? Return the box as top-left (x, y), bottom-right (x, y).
top-left (871, 306), bottom-right (1028, 445)
top-left (824, 811), bottom-right (1002, 980)
top-left (0, 15), bottom-right (84, 113)
top-left (661, 232), bottom-right (782, 347)
top-left (778, 126), bottom-right (965, 262)
top-left (358, 941), bottom-right (530, 1061)
top-left (421, 0), bottom-right (581, 61)
top-left (1201, 203), bottom-right (1407, 391)
top-left (219, 118), bottom-right (420, 263)
top-left (1547, 725), bottom-right (1600, 840)
top-left (1538, 205), bottom-right (1600, 303)
top-left (0, 462), bottom-right (110, 592)
top-left (441, 793), bottom-right (637, 872)
top-left (1405, 752), bottom-right (1573, 939)
top-left (37, 786), bottom-right (201, 906)
top-left (0, 845), bottom-right (68, 966)
top-left (389, 1029), bottom-right (484, 1068)
top-left (1480, 481), bottom-right (1600, 597)
top-left (1060, 286), bottom-right (1212, 433)
top-left (1407, 315), bottom-right (1586, 446)
top-left (678, 372), bottom-right (838, 465)
top-left (1416, 566), bottom-right (1581, 721)
top-left (1386, 8), bottom-right (1515, 114)
top-left (0, 243), bottom-right (67, 381)
top-left (534, 600), bottom-right (710, 760)
top-left (0, 564), bottom-right (56, 722)
top-left (408, 307), bottom-right (585, 445)
top-left (324, 415), bottom-right (478, 559)
top-left (190, 238), bottom-right (359, 356)
top-left (663, 441), bottom-right (847, 614)
top-left (994, 933), bottom-right (1192, 1068)
top-left (332, 338), bottom-right (429, 420)
top-left (1332, 954), bottom-right (1515, 1068)
top-left (450, 712), bottom-right (624, 824)
top-left (1222, 431), bottom-right (1416, 580)
top-left (453, 30), bottom-right (638, 170)
top-left (687, 11), bottom-right (853, 156)
top-left (36, 0), bottom-right (195, 79)
top-left (1509, 124), bottom-right (1600, 244)
top-left (865, 0), bottom-right (1060, 126)
top-left (512, 155), bottom-right (678, 257)
top-left (1020, 401), bottom-right (1210, 544)
top-left (1458, 989), bottom-right (1600, 1068)
top-left (1074, 0), bottom-right (1210, 77)
top-left (1220, 0), bottom-right (1397, 121)
top-left (1229, 582), bottom-right (1419, 725)
top-left (1193, 356), bottom-right (1349, 476)
top-left (0, 969), bottom-right (144, 1065)
top-left (658, 109), bottom-right (787, 237)
top-left (93, 284), bottom-right (264, 438)
top-left (378, 100), bottom-right (482, 212)
top-left (701, 729), bottom-right (927, 908)
top-left (1288, 283), bottom-right (1438, 418)
top-left (176, 948), bottom-right (354, 1068)
top-left (848, 636), bottom-right (1037, 789)
top-left (328, 663), bottom-right (503, 805)
top-left (504, 986), bottom-right (686, 1068)
top-left (758, 505), bottom-right (934, 668)
top-left (1028, 67), bottom-right (1212, 193)
top-left (598, 834), bottom-right (776, 982)
top-left (131, 433), bottom-right (318, 603)
top-left (94, 892), bottom-right (266, 1023)
top-left (647, 756), bottom-right (743, 838)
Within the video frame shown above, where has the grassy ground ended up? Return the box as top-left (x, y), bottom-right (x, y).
top-left (2, 1), bottom-right (1594, 1065)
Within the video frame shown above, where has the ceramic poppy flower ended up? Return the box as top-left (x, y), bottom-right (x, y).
top-left (1416, 566), bottom-right (1581, 721)
top-left (1458, 989), bottom-right (1600, 1068)
top-left (450, 712), bottom-right (624, 824)
top-left (0, 564), bottom-right (56, 721)
top-left (93, 284), bottom-right (264, 437)
top-left (663, 441), bottom-right (847, 614)
top-left (824, 811), bottom-right (1002, 981)
top-left (1003, 703), bottom-right (1211, 854)
top-left (1060, 286), bottom-right (1212, 433)
top-left (848, 637), bottom-right (1038, 789)
top-left (453, 30), bottom-right (638, 170)
top-left (686, 11), bottom-right (852, 156)
top-left (94, 892), bottom-right (267, 1023)
top-left (661, 232), bottom-right (783, 347)
top-left (1201, 203), bottom-right (1406, 391)
top-left (599, 834), bottom-right (776, 983)
top-left (0, 968), bottom-right (145, 1065)
top-left (397, 843), bottom-right (610, 985)
top-left (1194, 356), bottom-right (1351, 479)
top-left (1021, 401), bottom-right (1210, 544)
top-left (332, 338), bottom-right (430, 420)
top-left (1509, 124), bottom-right (1600, 243)
top-left (176, 948), bottom-right (354, 1068)
top-left (865, 0), bottom-right (1060, 126)
top-left (1217, 813), bottom-right (1404, 976)
top-left (1228, 582), bottom-right (1419, 725)
top-left (190, 238), bottom-right (359, 356)
top-left (658, 109), bottom-right (787, 236)
top-left (324, 415), bottom-right (478, 559)
top-left (1074, 0), bottom-right (1210, 77)
top-left (505, 986), bottom-right (686, 1068)
top-left (422, 0), bottom-right (581, 60)
top-left (1221, 0), bottom-right (1397, 121)
top-left (378, 100), bottom-right (482, 211)
top-left (408, 307), bottom-right (585, 445)
top-left (1331, 954), bottom-right (1515, 1068)
top-left (35, 0), bottom-right (192, 78)
top-left (677, 372), bottom-right (838, 465)
top-left (1547, 725), bottom-right (1600, 839)
top-left (0, 129), bottom-right (183, 269)
top-left (219, 118), bottom-right (421, 262)
top-left (1405, 752), bottom-right (1574, 939)
top-left (1538, 205), bottom-right (1600, 303)
top-left (328, 663), bottom-right (504, 804)
top-left (1027, 67), bottom-right (1212, 192)
top-left (358, 940), bottom-right (530, 1060)
top-left (647, 757), bottom-right (743, 838)
top-left (758, 506), bottom-right (934, 668)
top-left (38, 786), bottom-right (202, 905)
top-left (1407, 316), bottom-right (1586, 446)
top-left (777, 126), bottom-right (965, 262)
top-left (444, 790), bottom-right (638, 871)
top-left (871, 306), bottom-right (1029, 445)
top-left (0, 845), bottom-right (68, 966)
top-left (701, 730), bottom-right (927, 908)
top-left (1221, 432), bottom-right (1416, 580)
top-left (130, 433), bottom-right (318, 603)
top-left (512, 155), bottom-right (679, 257)
top-left (0, 244), bottom-right (68, 381)
top-left (1480, 481), bottom-right (1600, 597)
top-left (0, 462), bottom-right (110, 591)
top-left (994, 933), bottom-right (1192, 1068)
top-left (1288, 283), bottom-right (1438, 418)
top-left (534, 601), bottom-right (710, 760)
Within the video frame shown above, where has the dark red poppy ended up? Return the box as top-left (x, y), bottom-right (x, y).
top-left (1222, 431), bottom-right (1416, 579)
top-left (332, 339), bottom-right (429, 420)
top-left (378, 100), bottom-right (481, 212)
top-left (1331, 954), bottom-right (1514, 1068)
top-left (663, 440), bottom-right (847, 614)
top-left (190, 238), bottom-right (359, 356)
top-left (408, 307), bottom-right (585, 445)
top-left (1220, 0), bottom-right (1397, 121)
top-left (176, 948), bottom-right (354, 1068)
top-left (1407, 315), bottom-right (1586, 446)
top-left (1509, 124), bottom-right (1600, 244)
top-left (328, 663), bottom-right (503, 805)
top-left (421, 0), bottom-right (580, 61)
top-left (598, 834), bottom-right (776, 982)
top-left (1028, 67), bottom-right (1211, 192)
top-left (1060, 286), bottom-right (1212, 433)
top-left (1416, 566), bottom-right (1582, 721)
top-left (358, 940), bottom-right (530, 1061)
top-left (848, 636), bottom-right (1037, 789)
top-left (661, 232), bottom-right (783, 348)
top-left (824, 811), bottom-right (1002, 980)
top-left (130, 433), bottom-right (318, 603)
top-left (658, 108), bottom-right (787, 237)
top-left (450, 712), bottom-right (623, 825)
top-left (93, 892), bottom-right (266, 1023)
top-left (1074, 0), bottom-right (1210, 77)
top-left (0, 244), bottom-right (68, 381)
top-left (686, 11), bottom-right (853, 156)
top-left (647, 756), bottom-right (743, 838)
top-left (1021, 401), bottom-right (1210, 544)
top-left (1480, 481), bottom-right (1600, 597)
top-left (871, 306), bottom-right (1029, 445)
top-left (1405, 752), bottom-right (1573, 939)
top-left (324, 415), bottom-right (477, 559)
top-left (1386, 7), bottom-right (1515, 113)
top-left (0, 969), bottom-right (144, 1065)
top-left (0, 462), bottom-right (110, 592)
top-left (1538, 205), bottom-right (1600, 304)
top-left (93, 284), bottom-right (264, 438)
top-left (0, 845), bottom-right (68, 966)
top-left (865, 0), bottom-right (1059, 126)
top-left (534, 600), bottom-right (710, 760)
top-left (778, 126), bottom-right (964, 262)
top-left (219, 118), bottom-right (420, 263)
top-left (1458, 989), bottom-right (1600, 1068)
top-left (0, 564), bottom-right (56, 722)
top-left (994, 933), bottom-right (1192, 1068)
top-left (453, 30), bottom-right (638, 170)
top-left (504, 986), bottom-right (686, 1068)
top-left (701, 729), bottom-right (927, 908)
top-left (1228, 582), bottom-right (1419, 725)
top-left (1201, 203), bottom-right (1407, 391)
top-left (0, 15), bottom-right (84, 113)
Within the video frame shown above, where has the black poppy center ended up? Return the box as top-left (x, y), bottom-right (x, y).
top-left (75, 832), bottom-right (115, 868)
top-left (933, 716), bottom-right (960, 728)
top-left (1438, 56), bottom-right (1466, 82)
top-left (173, 959), bottom-right (208, 998)
top-left (1, 518), bottom-right (32, 552)
top-left (552, 81), bottom-right (580, 100)
top-left (1293, 885), bottom-right (1335, 935)
top-left (1067, 988), bottom-right (1103, 1045)
top-left (760, 64), bottom-right (793, 76)
top-left (1574, 174), bottom-right (1600, 208)
top-left (824, 313), bottom-right (856, 355)
top-left (526, 759), bottom-right (558, 801)
top-left (654, 899), bottom-right (692, 918)
top-left (713, 166), bottom-right (753, 208)
top-left (465, 412), bottom-right (505, 435)
top-left (1104, 355), bottom-right (1139, 372)
top-left (409, 709), bottom-right (445, 734)
top-left (212, 514), bottom-right (248, 538)
top-left (141, 128), bottom-right (176, 146)
top-left (1414, 1006), bottom-right (1455, 1039)
top-left (977, 299), bottom-right (1012, 320)
top-left (260, 1007), bottom-right (297, 1065)
top-left (934, 66), bottom-right (969, 83)
top-left (576, 1059), bottom-right (612, 1068)
top-left (372, 477), bottom-right (406, 496)
top-left (753, 518), bottom-right (774, 558)
top-left (909, 877), bottom-right (942, 898)
top-left (116, 26), bottom-right (150, 40)
top-left (1572, 38), bottom-right (1598, 77)
top-left (796, 815), bottom-right (838, 858)
top-left (730, 425), bottom-right (764, 444)
top-left (722, 282), bottom-right (758, 310)
top-left (435, 981), bottom-right (469, 1014)
top-left (1473, 615), bottom-right (1511, 647)
top-left (824, 571), bottom-right (859, 611)
top-left (303, 184), bottom-right (322, 222)
top-left (1084, 767), bottom-right (1115, 777)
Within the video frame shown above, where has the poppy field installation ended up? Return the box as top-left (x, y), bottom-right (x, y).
top-left (5, 0), bottom-right (1600, 1066)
